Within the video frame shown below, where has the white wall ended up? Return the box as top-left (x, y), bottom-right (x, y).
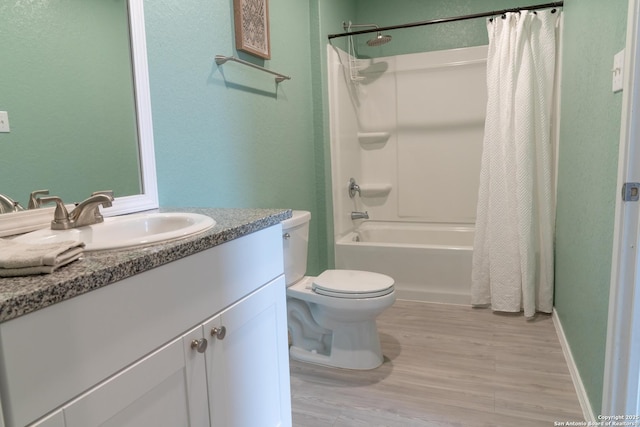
top-left (328, 45), bottom-right (364, 238)
top-left (329, 45), bottom-right (488, 238)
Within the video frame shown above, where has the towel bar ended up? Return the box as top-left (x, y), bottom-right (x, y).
top-left (215, 55), bottom-right (291, 83)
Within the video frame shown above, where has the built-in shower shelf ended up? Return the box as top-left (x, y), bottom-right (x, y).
top-left (358, 132), bottom-right (390, 148)
top-left (359, 184), bottom-right (392, 198)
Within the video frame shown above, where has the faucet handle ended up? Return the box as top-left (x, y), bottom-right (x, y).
top-left (90, 191), bottom-right (114, 216)
top-left (28, 189), bottom-right (49, 209)
top-left (348, 178), bottom-right (361, 199)
top-left (91, 190), bottom-right (114, 200)
top-left (38, 196), bottom-right (72, 229)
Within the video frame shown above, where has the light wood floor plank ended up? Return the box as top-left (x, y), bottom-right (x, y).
top-left (290, 300), bottom-right (584, 426)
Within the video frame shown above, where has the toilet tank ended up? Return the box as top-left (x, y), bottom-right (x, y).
top-left (281, 210), bottom-right (311, 286)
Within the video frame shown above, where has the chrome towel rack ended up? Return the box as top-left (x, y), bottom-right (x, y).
top-left (214, 55), bottom-right (291, 83)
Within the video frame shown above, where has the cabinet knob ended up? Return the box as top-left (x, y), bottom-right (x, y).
top-left (211, 326), bottom-right (226, 340)
top-left (191, 338), bottom-right (208, 353)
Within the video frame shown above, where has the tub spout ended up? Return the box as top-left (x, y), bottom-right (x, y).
top-left (351, 211), bottom-right (369, 220)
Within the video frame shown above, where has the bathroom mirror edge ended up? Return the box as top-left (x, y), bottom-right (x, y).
top-left (0, 0), bottom-right (158, 237)
top-left (116, 0), bottom-right (159, 216)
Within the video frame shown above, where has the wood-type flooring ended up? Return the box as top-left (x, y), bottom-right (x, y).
top-left (290, 300), bottom-right (584, 426)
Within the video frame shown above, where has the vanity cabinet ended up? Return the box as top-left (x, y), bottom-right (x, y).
top-left (204, 276), bottom-right (289, 426)
top-left (0, 224), bottom-right (291, 427)
top-left (62, 276), bottom-right (289, 427)
top-left (63, 323), bottom-right (209, 427)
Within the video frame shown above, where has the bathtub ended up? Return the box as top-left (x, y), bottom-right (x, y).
top-left (334, 221), bottom-right (474, 304)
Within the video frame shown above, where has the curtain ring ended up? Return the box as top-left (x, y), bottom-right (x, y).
top-left (551, 8), bottom-right (557, 13)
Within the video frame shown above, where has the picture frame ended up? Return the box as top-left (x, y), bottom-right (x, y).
top-left (233, 0), bottom-right (271, 60)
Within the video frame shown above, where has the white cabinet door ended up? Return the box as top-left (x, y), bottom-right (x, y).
top-left (204, 276), bottom-right (292, 427)
top-left (28, 410), bottom-right (65, 427)
top-left (63, 325), bottom-right (209, 427)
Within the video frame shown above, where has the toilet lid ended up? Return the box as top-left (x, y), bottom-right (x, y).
top-left (312, 270), bottom-right (394, 299)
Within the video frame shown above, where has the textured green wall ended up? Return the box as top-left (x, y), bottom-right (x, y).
top-left (351, 0), bottom-right (556, 56)
top-left (0, 0), bottom-right (140, 207)
top-left (144, 0), bottom-right (324, 274)
top-left (555, 0), bottom-right (628, 415)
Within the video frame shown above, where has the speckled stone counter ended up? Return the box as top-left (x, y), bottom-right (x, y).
top-left (0, 207), bottom-right (291, 323)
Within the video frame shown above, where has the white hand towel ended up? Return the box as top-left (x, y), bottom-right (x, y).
top-left (0, 238), bottom-right (85, 276)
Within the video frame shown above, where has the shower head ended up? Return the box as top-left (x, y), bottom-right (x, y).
top-left (343, 21), bottom-right (392, 47)
top-left (367, 32), bottom-right (392, 47)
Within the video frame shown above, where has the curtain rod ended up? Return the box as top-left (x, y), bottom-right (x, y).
top-left (327, 1), bottom-right (563, 40)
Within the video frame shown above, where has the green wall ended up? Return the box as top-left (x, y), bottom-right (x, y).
top-left (0, 0), bottom-right (140, 207)
top-left (351, 0), bottom-right (557, 56)
top-left (144, 0), bottom-right (326, 275)
top-left (555, 0), bottom-right (628, 415)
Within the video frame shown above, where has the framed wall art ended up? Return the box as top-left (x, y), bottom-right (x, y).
top-left (233, 0), bottom-right (271, 59)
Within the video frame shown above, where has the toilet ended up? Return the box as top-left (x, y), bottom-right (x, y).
top-left (282, 210), bottom-right (395, 370)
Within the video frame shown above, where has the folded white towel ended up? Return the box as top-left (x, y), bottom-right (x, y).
top-left (0, 238), bottom-right (85, 276)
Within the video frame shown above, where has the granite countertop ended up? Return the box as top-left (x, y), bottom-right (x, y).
top-left (0, 207), bottom-right (291, 323)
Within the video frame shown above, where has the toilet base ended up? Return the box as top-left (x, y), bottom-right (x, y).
top-left (289, 318), bottom-right (384, 370)
top-left (286, 275), bottom-right (395, 370)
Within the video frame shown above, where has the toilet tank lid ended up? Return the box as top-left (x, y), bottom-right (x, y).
top-left (282, 210), bottom-right (311, 229)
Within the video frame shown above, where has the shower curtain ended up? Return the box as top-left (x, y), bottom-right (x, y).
top-left (471, 10), bottom-right (559, 318)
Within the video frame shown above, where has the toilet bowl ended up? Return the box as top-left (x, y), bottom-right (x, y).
top-left (282, 210), bottom-right (395, 370)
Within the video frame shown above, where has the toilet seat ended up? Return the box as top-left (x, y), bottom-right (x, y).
top-left (312, 270), bottom-right (394, 299)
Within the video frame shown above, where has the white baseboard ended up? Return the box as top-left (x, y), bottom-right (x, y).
top-left (395, 289), bottom-right (470, 306)
top-left (553, 308), bottom-right (596, 421)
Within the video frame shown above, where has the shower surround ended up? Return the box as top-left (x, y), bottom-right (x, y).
top-left (328, 44), bottom-right (488, 303)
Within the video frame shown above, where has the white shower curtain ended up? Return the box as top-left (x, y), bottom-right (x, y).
top-left (471, 10), bottom-right (559, 318)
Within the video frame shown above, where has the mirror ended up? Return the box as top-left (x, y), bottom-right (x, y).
top-left (0, 0), bottom-right (157, 232)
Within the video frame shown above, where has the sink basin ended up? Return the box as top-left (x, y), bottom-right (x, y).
top-left (12, 212), bottom-right (216, 252)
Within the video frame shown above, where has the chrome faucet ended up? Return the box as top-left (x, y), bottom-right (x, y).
top-left (348, 178), bottom-right (361, 198)
top-left (38, 191), bottom-right (114, 230)
top-left (0, 193), bottom-right (25, 213)
top-left (351, 211), bottom-right (369, 220)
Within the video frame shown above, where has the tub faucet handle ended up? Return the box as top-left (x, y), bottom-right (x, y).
top-left (348, 178), bottom-right (361, 198)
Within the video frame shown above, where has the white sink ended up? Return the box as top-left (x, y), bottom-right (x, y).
top-left (12, 212), bottom-right (216, 252)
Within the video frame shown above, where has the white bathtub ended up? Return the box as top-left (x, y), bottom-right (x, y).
top-left (334, 221), bottom-right (473, 304)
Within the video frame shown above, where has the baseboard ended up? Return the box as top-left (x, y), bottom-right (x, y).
top-left (553, 308), bottom-right (596, 422)
top-left (395, 289), bottom-right (470, 306)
